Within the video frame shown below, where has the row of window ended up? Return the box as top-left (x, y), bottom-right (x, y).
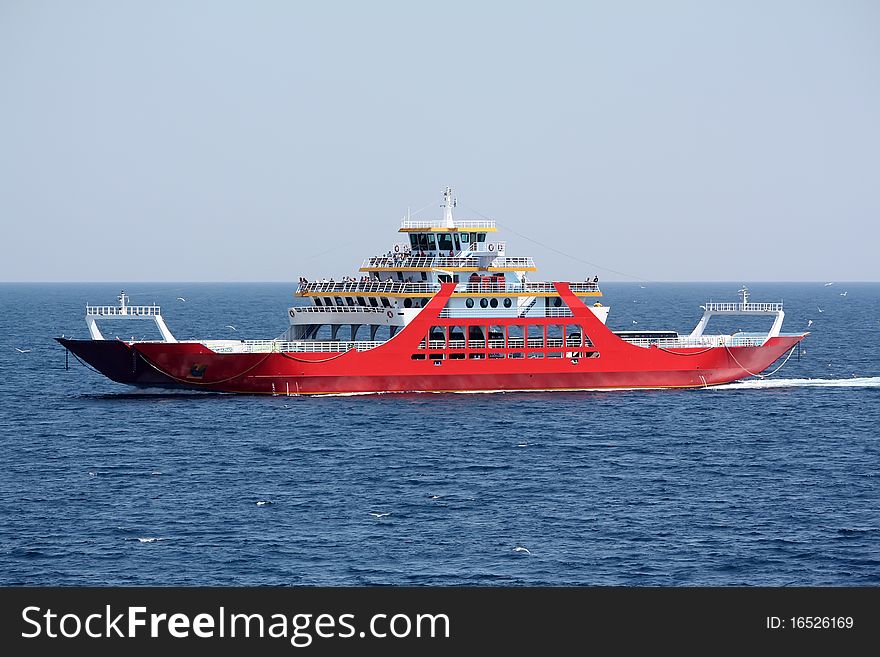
top-left (312, 296), bottom-right (440, 310)
top-left (411, 352), bottom-right (600, 361)
top-left (409, 232), bottom-right (487, 252)
top-left (315, 296), bottom-right (392, 308)
top-left (465, 297), bottom-right (514, 309)
top-left (423, 324), bottom-right (589, 345)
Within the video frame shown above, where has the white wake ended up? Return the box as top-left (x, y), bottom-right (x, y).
top-left (711, 377), bottom-right (880, 390)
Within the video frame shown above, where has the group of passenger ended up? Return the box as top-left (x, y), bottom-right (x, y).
top-left (380, 247), bottom-right (458, 262)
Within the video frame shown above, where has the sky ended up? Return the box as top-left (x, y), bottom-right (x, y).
top-left (1, 0), bottom-right (878, 282)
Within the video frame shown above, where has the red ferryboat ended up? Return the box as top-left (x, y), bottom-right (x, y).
top-left (58, 188), bottom-right (807, 395)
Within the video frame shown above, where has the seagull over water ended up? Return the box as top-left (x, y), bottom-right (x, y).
top-left (807, 320), bottom-right (813, 327)
top-left (817, 307), bottom-right (824, 313)
top-left (226, 325), bottom-right (237, 331)
top-left (15, 347), bottom-right (32, 353)
top-left (513, 546), bottom-right (531, 555)
top-left (824, 282), bottom-right (834, 286)
top-left (840, 291), bottom-right (848, 297)
top-left (176, 297), bottom-right (186, 302)
top-left (369, 512), bottom-right (391, 518)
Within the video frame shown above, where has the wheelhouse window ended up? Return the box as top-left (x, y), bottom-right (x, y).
top-left (409, 234), bottom-right (419, 249)
top-left (476, 233), bottom-right (487, 242)
top-left (315, 298), bottom-right (323, 306)
top-left (427, 234), bottom-right (437, 250)
top-left (460, 233), bottom-right (470, 243)
top-left (438, 234), bottom-right (453, 251)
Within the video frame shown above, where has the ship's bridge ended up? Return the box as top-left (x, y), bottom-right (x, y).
top-left (395, 186), bottom-right (501, 257)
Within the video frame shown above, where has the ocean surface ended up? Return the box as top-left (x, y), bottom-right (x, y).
top-left (1, 282), bottom-right (878, 586)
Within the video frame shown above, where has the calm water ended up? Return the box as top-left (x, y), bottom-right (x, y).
top-left (1, 282), bottom-right (878, 585)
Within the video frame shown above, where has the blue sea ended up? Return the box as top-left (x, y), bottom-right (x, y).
top-left (1, 282), bottom-right (878, 586)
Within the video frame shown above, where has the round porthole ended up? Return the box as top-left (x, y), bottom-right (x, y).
top-left (404, 298), bottom-right (412, 308)
top-left (503, 298), bottom-right (512, 308)
top-left (490, 298), bottom-right (498, 308)
top-left (553, 297), bottom-right (563, 307)
top-left (480, 298), bottom-right (489, 308)
top-left (466, 298), bottom-right (474, 308)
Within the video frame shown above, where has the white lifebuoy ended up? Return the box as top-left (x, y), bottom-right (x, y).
top-left (488, 243), bottom-right (494, 251)
top-left (289, 309), bottom-right (295, 317)
top-left (387, 310), bottom-right (394, 318)
top-left (394, 245), bottom-right (400, 253)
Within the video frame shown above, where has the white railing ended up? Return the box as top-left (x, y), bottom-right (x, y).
top-left (454, 281), bottom-right (599, 294)
top-left (491, 257), bottom-right (535, 268)
top-left (400, 219), bottom-right (496, 229)
top-left (362, 256), bottom-right (479, 269)
top-left (702, 302), bottom-right (783, 312)
top-left (524, 281), bottom-right (600, 293)
top-left (543, 307), bottom-right (575, 317)
top-left (423, 338), bottom-right (585, 350)
top-left (202, 339), bottom-right (386, 354)
top-left (362, 255), bottom-right (536, 270)
top-left (439, 308), bottom-right (517, 318)
top-left (290, 306), bottom-right (389, 314)
top-left (438, 307), bottom-right (573, 318)
top-left (86, 304), bottom-right (162, 316)
top-left (620, 334), bottom-right (767, 348)
top-left (300, 281), bottom-right (441, 295)
top-left (299, 280), bottom-right (601, 296)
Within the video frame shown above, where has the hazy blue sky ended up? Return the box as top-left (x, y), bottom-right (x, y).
top-left (2, 1), bottom-right (878, 282)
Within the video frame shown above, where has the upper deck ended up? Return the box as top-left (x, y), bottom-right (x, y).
top-left (296, 280), bottom-right (602, 297)
top-left (398, 219), bottom-right (497, 232)
top-left (360, 255), bottom-right (537, 272)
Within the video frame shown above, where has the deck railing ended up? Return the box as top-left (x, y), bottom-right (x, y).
top-left (702, 302), bottom-right (783, 312)
top-left (298, 280), bottom-right (601, 295)
top-left (289, 306), bottom-right (389, 314)
top-left (361, 255), bottom-right (536, 270)
top-left (199, 331), bottom-right (776, 355)
top-left (400, 219), bottom-right (496, 229)
top-left (619, 334), bottom-right (767, 348)
top-left (86, 304), bottom-right (162, 316)
top-left (300, 281), bottom-right (440, 295)
top-left (362, 256), bottom-right (478, 269)
top-left (202, 340), bottom-right (385, 354)
top-left (438, 307), bottom-right (573, 318)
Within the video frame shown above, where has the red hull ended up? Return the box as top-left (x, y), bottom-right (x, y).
top-left (108, 283), bottom-right (805, 395)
